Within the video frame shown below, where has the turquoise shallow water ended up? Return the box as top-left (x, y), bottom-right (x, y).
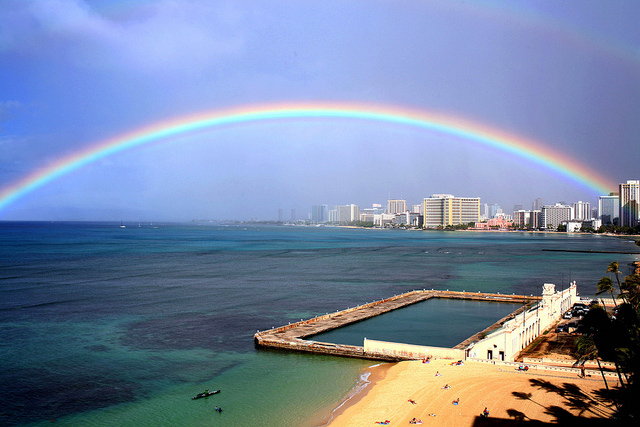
top-left (1, 223), bottom-right (638, 426)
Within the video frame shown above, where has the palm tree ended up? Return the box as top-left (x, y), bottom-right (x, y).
top-left (621, 274), bottom-right (640, 311)
top-left (575, 335), bottom-right (610, 392)
top-left (596, 277), bottom-right (617, 307)
top-left (607, 262), bottom-right (626, 304)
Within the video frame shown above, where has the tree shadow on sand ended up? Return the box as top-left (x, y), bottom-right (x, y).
top-left (469, 371), bottom-right (620, 426)
top-left (472, 378), bottom-right (617, 425)
top-left (528, 378), bottom-right (613, 418)
top-left (506, 408), bottom-right (526, 421)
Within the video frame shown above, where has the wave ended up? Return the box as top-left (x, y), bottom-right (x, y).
top-left (317, 365), bottom-right (377, 426)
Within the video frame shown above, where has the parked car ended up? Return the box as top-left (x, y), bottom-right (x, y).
top-left (563, 311), bottom-right (573, 319)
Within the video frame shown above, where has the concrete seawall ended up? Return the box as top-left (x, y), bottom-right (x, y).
top-left (254, 290), bottom-right (540, 361)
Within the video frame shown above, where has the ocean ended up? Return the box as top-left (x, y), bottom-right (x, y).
top-left (1, 222), bottom-right (638, 426)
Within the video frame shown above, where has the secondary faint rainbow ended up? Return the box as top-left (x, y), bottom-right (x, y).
top-left (0, 102), bottom-right (617, 213)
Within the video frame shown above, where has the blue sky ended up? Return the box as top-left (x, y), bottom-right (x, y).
top-left (1, 0), bottom-right (639, 221)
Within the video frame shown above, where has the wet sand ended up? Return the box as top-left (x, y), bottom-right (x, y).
top-left (328, 358), bottom-right (615, 426)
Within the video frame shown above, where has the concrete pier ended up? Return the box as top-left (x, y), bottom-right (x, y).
top-left (254, 290), bottom-right (540, 361)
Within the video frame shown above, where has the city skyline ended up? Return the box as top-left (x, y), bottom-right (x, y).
top-left (306, 182), bottom-right (637, 229)
top-left (1, 1), bottom-right (638, 221)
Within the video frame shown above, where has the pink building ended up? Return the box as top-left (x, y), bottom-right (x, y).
top-left (474, 216), bottom-right (514, 230)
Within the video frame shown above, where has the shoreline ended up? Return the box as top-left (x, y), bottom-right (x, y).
top-left (326, 358), bottom-right (615, 426)
top-left (315, 362), bottom-right (395, 427)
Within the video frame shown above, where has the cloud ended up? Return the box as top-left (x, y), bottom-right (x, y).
top-left (1, 0), bottom-right (247, 74)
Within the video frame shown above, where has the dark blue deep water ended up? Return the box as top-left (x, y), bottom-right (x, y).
top-left (1, 222), bottom-right (638, 426)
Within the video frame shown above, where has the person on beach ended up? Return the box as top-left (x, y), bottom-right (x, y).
top-left (442, 384), bottom-right (450, 390)
top-left (408, 398), bottom-right (416, 404)
top-left (434, 371), bottom-right (441, 376)
top-left (482, 407), bottom-right (490, 417)
top-left (452, 398), bottom-right (460, 405)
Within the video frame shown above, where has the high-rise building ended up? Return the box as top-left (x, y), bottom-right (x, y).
top-left (423, 194), bottom-right (480, 228)
top-left (387, 199), bottom-right (407, 215)
top-left (350, 204), bottom-right (360, 223)
top-left (541, 203), bottom-right (572, 229)
top-left (311, 205), bottom-right (329, 224)
top-left (572, 201), bottom-right (591, 220)
top-left (336, 204), bottom-right (360, 224)
top-left (532, 198), bottom-right (543, 211)
top-left (598, 194), bottom-right (619, 225)
top-left (337, 205), bottom-right (351, 224)
top-left (513, 210), bottom-right (529, 228)
top-left (490, 204), bottom-right (501, 218)
top-left (328, 208), bottom-right (338, 223)
top-left (514, 210), bottom-right (542, 229)
top-left (620, 180), bottom-right (640, 227)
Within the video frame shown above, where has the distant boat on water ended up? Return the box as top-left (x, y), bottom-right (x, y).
top-left (119, 221), bottom-right (126, 228)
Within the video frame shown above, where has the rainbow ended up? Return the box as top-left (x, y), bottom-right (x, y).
top-left (0, 102), bottom-right (617, 213)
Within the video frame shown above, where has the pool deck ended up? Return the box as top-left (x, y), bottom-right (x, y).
top-left (254, 290), bottom-right (539, 361)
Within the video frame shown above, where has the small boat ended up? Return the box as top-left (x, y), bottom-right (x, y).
top-left (191, 390), bottom-right (220, 400)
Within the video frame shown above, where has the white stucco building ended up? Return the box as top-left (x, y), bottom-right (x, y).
top-left (466, 282), bottom-right (577, 361)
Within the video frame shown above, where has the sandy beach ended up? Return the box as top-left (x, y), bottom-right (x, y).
top-left (328, 358), bottom-right (615, 426)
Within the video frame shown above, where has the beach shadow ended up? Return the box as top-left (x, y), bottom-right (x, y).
top-left (527, 378), bottom-right (613, 417)
top-left (544, 405), bottom-right (574, 422)
top-left (512, 391), bottom-right (544, 408)
top-left (506, 408), bottom-right (526, 421)
top-left (508, 378), bottom-right (618, 424)
top-left (472, 413), bottom-right (616, 426)
top-left (528, 378), bottom-right (563, 396)
top-left (470, 414), bottom-right (551, 426)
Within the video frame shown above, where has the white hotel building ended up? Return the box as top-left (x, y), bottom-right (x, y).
top-left (620, 180), bottom-right (640, 227)
top-left (423, 194), bottom-right (480, 228)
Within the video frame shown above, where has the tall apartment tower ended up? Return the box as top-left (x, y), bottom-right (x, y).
top-left (572, 201), bottom-right (591, 220)
top-left (423, 194), bottom-right (480, 228)
top-left (336, 204), bottom-right (360, 224)
top-left (387, 199), bottom-right (407, 215)
top-left (620, 180), bottom-right (640, 227)
top-left (598, 194), bottom-right (619, 225)
top-left (532, 198), bottom-right (543, 211)
top-left (311, 205), bottom-right (329, 224)
top-left (541, 203), bottom-right (572, 229)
